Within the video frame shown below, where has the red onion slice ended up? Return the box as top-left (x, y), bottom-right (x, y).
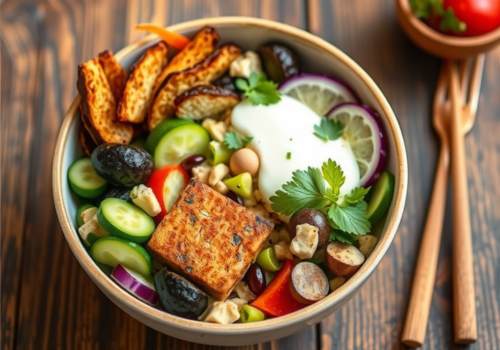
top-left (111, 264), bottom-right (159, 306)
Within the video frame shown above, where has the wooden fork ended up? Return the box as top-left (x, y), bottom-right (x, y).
top-left (401, 55), bottom-right (484, 347)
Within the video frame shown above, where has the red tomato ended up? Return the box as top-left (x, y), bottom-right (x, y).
top-left (444, 0), bottom-right (500, 36)
top-left (148, 165), bottom-right (189, 220)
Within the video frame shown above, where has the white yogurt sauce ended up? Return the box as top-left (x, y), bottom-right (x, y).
top-left (231, 95), bottom-right (360, 204)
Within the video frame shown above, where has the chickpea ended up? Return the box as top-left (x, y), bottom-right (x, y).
top-left (230, 148), bottom-right (259, 175)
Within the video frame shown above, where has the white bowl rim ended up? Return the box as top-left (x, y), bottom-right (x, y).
top-left (52, 16), bottom-right (408, 336)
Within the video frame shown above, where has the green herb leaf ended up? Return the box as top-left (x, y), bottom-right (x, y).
top-left (440, 8), bottom-right (467, 33)
top-left (409, 0), bottom-right (466, 34)
top-left (223, 132), bottom-right (253, 150)
top-left (237, 73), bottom-right (281, 106)
top-left (329, 230), bottom-right (357, 245)
top-left (342, 187), bottom-right (370, 206)
top-left (313, 118), bottom-right (344, 141)
top-left (286, 151), bottom-right (292, 160)
top-left (321, 159), bottom-right (345, 201)
top-left (328, 201), bottom-right (370, 235)
top-left (270, 159), bottom-right (372, 238)
top-left (270, 167), bottom-right (328, 216)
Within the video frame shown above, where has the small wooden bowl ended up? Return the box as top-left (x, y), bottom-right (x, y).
top-left (396, 0), bottom-right (500, 59)
top-left (52, 17), bottom-right (408, 346)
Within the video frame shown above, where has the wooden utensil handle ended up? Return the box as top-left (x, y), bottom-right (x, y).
top-left (401, 143), bottom-right (449, 347)
top-left (449, 63), bottom-right (477, 344)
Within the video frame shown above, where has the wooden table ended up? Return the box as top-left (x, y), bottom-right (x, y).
top-left (2, 1), bottom-right (499, 349)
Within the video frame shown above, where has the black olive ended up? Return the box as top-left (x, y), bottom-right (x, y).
top-left (213, 74), bottom-right (238, 93)
top-left (258, 43), bottom-right (300, 83)
top-left (154, 268), bottom-right (208, 319)
top-left (102, 187), bottom-right (131, 202)
top-left (91, 144), bottom-right (153, 187)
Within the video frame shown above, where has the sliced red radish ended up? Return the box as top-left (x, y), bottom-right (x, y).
top-left (111, 264), bottom-right (159, 305)
top-left (327, 103), bottom-right (387, 186)
top-left (279, 73), bottom-right (358, 116)
top-left (148, 165), bottom-right (189, 220)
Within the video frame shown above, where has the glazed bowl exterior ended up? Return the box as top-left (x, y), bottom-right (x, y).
top-left (396, 0), bottom-right (500, 59)
top-left (53, 17), bottom-right (408, 346)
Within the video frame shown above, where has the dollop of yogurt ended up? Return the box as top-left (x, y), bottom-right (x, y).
top-left (231, 95), bottom-right (360, 203)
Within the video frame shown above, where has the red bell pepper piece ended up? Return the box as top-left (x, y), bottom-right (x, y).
top-left (135, 23), bottom-right (190, 50)
top-left (148, 165), bottom-right (189, 221)
top-left (251, 260), bottom-right (304, 317)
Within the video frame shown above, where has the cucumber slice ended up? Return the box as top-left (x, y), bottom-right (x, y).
top-left (68, 158), bottom-right (107, 198)
top-left (367, 171), bottom-right (395, 223)
top-left (98, 198), bottom-right (155, 243)
top-left (145, 119), bottom-right (194, 153)
top-left (76, 204), bottom-right (95, 227)
top-left (154, 124), bottom-right (210, 168)
top-left (90, 236), bottom-right (152, 276)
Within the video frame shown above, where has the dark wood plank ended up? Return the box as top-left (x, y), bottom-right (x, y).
top-left (1, 0), bottom-right (313, 349)
top-left (308, 0), bottom-right (500, 349)
top-left (0, 1), bottom-right (45, 348)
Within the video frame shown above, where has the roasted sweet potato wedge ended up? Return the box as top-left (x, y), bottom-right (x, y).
top-left (174, 85), bottom-right (240, 120)
top-left (117, 41), bottom-right (169, 124)
top-left (97, 50), bottom-right (127, 101)
top-left (152, 26), bottom-right (219, 95)
top-left (148, 44), bottom-right (241, 129)
top-left (78, 58), bottom-right (133, 144)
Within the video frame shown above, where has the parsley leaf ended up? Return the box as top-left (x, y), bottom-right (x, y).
top-left (235, 73), bottom-right (281, 106)
top-left (223, 132), bottom-right (253, 150)
top-left (328, 202), bottom-right (371, 235)
top-left (329, 230), bottom-right (357, 245)
top-left (313, 118), bottom-right (343, 142)
top-left (270, 167), bottom-right (328, 215)
top-left (270, 159), bottom-right (371, 240)
top-left (409, 0), bottom-right (466, 34)
top-left (342, 187), bottom-right (370, 206)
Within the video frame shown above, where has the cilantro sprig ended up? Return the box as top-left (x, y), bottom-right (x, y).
top-left (410, 0), bottom-right (466, 34)
top-left (313, 118), bottom-right (343, 142)
top-left (270, 159), bottom-right (371, 242)
top-left (223, 131), bottom-right (253, 150)
top-left (235, 73), bottom-right (281, 106)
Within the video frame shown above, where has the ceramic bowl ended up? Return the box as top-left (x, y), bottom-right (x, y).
top-left (53, 17), bottom-right (408, 346)
top-left (396, 0), bottom-right (500, 59)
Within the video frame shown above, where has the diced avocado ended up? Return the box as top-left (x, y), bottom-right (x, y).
top-left (223, 172), bottom-right (253, 199)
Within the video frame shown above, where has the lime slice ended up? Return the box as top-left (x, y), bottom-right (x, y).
top-left (279, 73), bottom-right (357, 116)
top-left (327, 103), bottom-right (387, 186)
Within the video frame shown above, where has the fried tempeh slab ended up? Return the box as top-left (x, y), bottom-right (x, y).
top-left (78, 59), bottom-right (133, 144)
top-left (97, 50), bottom-right (127, 101)
top-left (174, 85), bottom-right (240, 120)
top-left (117, 41), bottom-right (169, 124)
top-left (148, 44), bottom-right (241, 130)
top-left (148, 181), bottom-right (274, 300)
top-left (152, 26), bottom-right (220, 95)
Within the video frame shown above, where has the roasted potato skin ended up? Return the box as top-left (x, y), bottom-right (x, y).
top-left (97, 50), bottom-right (127, 101)
top-left (148, 44), bottom-right (241, 129)
top-left (174, 85), bottom-right (240, 120)
top-left (152, 26), bottom-right (220, 95)
top-left (117, 41), bottom-right (169, 124)
top-left (77, 59), bottom-right (133, 144)
top-left (78, 126), bottom-right (97, 156)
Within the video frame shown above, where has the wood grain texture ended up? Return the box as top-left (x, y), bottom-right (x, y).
top-left (308, 0), bottom-right (500, 349)
top-left (1, 0), bottom-right (499, 349)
